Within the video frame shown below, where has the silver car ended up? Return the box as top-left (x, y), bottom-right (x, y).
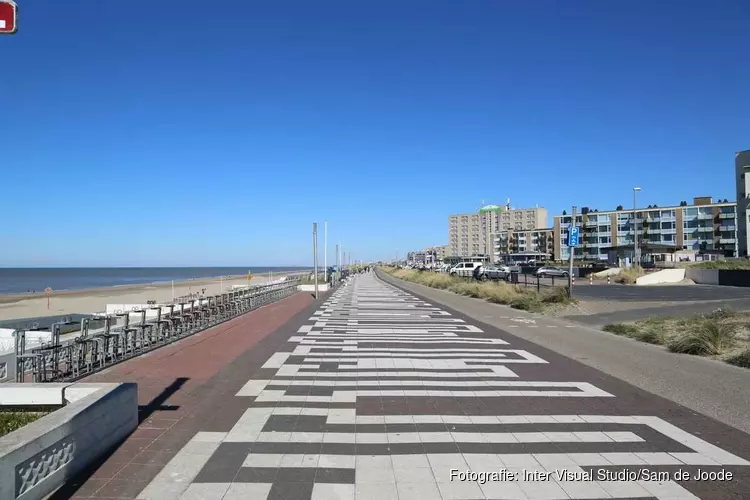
top-left (535, 266), bottom-right (569, 278)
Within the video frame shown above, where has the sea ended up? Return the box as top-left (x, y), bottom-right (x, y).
top-left (0, 267), bottom-right (311, 295)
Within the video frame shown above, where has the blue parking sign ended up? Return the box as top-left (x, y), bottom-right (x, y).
top-left (567, 226), bottom-right (580, 247)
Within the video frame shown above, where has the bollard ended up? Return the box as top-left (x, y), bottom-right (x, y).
top-left (572, 276), bottom-right (575, 286)
top-left (589, 275), bottom-right (593, 285)
top-left (607, 276), bottom-right (611, 284)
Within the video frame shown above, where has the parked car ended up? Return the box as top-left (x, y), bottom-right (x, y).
top-left (535, 266), bottom-right (569, 278)
top-left (450, 261), bottom-right (483, 278)
top-left (474, 265), bottom-right (511, 281)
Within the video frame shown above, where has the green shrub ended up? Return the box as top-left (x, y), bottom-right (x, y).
top-left (667, 321), bottom-right (737, 356)
top-left (0, 412), bottom-right (48, 437)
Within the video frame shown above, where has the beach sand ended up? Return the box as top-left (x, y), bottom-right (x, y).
top-left (0, 272), bottom-right (306, 321)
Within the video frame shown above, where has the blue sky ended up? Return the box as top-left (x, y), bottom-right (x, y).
top-left (2, 0), bottom-right (748, 266)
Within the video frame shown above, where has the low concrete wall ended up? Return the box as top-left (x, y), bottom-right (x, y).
top-left (685, 268), bottom-right (720, 285)
top-left (635, 268), bottom-right (686, 285)
top-left (298, 284), bottom-right (330, 292)
top-left (0, 382), bottom-right (138, 500)
top-left (716, 269), bottom-right (750, 287)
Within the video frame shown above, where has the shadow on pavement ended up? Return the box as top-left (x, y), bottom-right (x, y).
top-left (49, 377), bottom-right (190, 499)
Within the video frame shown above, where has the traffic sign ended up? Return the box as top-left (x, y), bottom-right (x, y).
top-left (0, 1), bottom-right (17, 34)
top-left (567, 226), bottom-right (580, 247)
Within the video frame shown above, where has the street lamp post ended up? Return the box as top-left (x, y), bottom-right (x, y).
top-left (324, 221), bottom-right (328, 283)
top-left (633, 187), bottom-right (642, 267)
top-left (313, 223), bottom-right (319, 299)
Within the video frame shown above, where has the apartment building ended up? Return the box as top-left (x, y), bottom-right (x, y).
top-left (552, 197), bottom-right (738, 261)
top-left (425, 245), bottom-right (449, 262)
top-left (491, 228), bottom-right (554, 263)
top-left (449, 202), bottom-right (548, 257)
top-left (735, 150), bottom-right (750, 256)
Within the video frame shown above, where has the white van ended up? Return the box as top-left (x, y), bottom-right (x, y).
top-left (449, 262), bottom-right (483, 278)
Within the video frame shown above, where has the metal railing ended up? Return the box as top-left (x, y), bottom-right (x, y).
top-left (12, 279), bottom-right (300, 383)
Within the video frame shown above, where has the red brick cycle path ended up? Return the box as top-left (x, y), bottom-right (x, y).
top-left (54, 291), bottom-right (318, 499)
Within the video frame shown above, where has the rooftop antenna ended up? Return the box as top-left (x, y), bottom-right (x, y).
top-left (506, 197), bottom-right (511, 210)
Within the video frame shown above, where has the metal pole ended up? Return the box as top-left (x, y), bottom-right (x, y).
top-left (336, 243), bottom-right (340, 283)
top-left (324, 221), bottom-right (328, 283)
top-left (633, 188), bottom-right (640, 267)
top-left (313, 223), bottom-right (319, 299)
top-left (172, 280), bottom-right (175, 302)
top-left (568, 206), bottom-right (577, 299)
top-left (220, 276), bottom-right (223, 294)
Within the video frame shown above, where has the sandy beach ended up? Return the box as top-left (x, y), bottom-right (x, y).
top-left (0, 272), bottom-right (305, 321)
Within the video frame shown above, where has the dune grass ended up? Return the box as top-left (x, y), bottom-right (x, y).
top-left (687, 260), bottom-right (750, 270)
top-left (381, 267), bottom-right (575, 313)
top-left (614, 266), bottom-right (646, 284)
top-left (602, 308), bottom-right (750, 368)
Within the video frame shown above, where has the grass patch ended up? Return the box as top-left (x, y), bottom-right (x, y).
top-left (602, 323), bottom-right (639, 336)
top-left (380, 267), bottom-right (576, 313)
top-left (600, 308), bottom-right (750, 368)
top-left (0, 411), bottom-right (48, 438)
top-left (687, 260), bottom-right (750, 270)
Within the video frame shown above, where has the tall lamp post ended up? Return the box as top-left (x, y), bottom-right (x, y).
top-left (312, 223), bottom-right (319, 299)
top-left (324, 221), bottom-right (328, 283)
top-left (633, 187), bottom-right (642, 267)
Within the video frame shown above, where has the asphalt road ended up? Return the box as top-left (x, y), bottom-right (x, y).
top-left (564, 299), bottom-right (750, 326)
top-left (514, 278), bottom-right (750, 301)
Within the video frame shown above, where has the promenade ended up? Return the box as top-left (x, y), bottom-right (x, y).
top-left (59, 272), bottom-right (750, 499)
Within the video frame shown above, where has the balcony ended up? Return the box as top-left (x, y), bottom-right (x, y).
top-left (720, 238), bottom-right (737, 244)
top-left (697, 213), bottom-right (713, 220)
top-left (697, 226), bottom-right (714, 233)
top-left (720, 225), bottom-right (736, 231)
top-left (719, 213), bottom-right (736, 219)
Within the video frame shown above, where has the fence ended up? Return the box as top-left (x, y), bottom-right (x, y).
top-left (452, 271), bottom-right (569, 291)
top-left (11, 279), bottom-right (300, 383)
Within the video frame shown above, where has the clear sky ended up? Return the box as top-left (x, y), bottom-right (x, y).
top-left (3, 0), bottom-right (748, 266)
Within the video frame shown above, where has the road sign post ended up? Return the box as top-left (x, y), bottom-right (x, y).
top-left (0, 1), bottom-right (17, 34)
top-left (567, 206), bottom-right (578, 298)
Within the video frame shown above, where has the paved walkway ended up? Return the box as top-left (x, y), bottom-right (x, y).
top-left (63, 272), bottom-right (750, 499)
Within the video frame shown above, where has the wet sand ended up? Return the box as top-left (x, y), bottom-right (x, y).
top-left (0, 271), bottom-right (307, 321)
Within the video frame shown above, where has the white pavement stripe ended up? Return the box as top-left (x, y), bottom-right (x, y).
top-left (136, 432), bottom-right (227, 499)
top-left (282, 367), bottom-right (518, 378)
top-left (236, 379), bottom-right (270, 396)
top-left (253, 431), bottom-right (644, 444)
top-left (251, 382), bottom-right (613, 400)
top-left (261, 352), bottom-right (290, 369)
